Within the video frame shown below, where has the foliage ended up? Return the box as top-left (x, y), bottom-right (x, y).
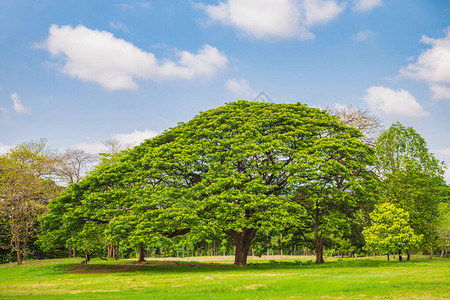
top-left (375, 122), bottom-right (445, 249)
top-left (0, 139), bottom-right (61, 264)
top-left (40, 101), bottom-right (376, 266)
top-left (363, 203), bottom-right (422, 261)
top-left (287, 116), bottom-right (377, 263)
top-left (39, 152), bottom-right (134, 255)
top-left (436, 202), bottom-right (450, 252)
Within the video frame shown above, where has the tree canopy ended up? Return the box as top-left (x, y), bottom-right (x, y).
top-left (0, 139), bottom-right (60, 265)
top-left (374, 122), bottom-right (445, 255)
top-left (40, 101), bottom-right (376, 265)
top-left (363, 202), bottom-right (422, 261)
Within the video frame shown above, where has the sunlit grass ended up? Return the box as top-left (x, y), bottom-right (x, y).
top-left (0, 256), bottom-right (448, 299)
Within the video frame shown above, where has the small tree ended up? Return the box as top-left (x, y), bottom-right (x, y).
top-left (363, 203), bottom-right (421, 261)
top-left (436, 202), bottom-right (450, 257)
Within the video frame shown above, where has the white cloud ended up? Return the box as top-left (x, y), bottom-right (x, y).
top-left (109, 21), bottom-right (130, 33)
top-left (199, 0), bottom-right (345, 40)
top-left (351, 29), bottom-right (374, 41)
top-left (436, 148), bottom-right (450, 157)
top-left (11, 93), bottom-right (32, 114)
top-left (75, 129), bottom-right (158, 154)
top-left (363, 86), bottom-right (429, 117)
top-left (0, 142), bottom-right (11, 154)
top-left (430, 84), bottom-right (450, 100)
top-left (352, 0), bottom-right (382, 13)
top-left (136, 1), bottom-right (150, 8)
top-left (225, 78), bottom-right (256, 99)
top-left (302, 0), bottom-right (346, 27)
top-left (400, 27), bottom-right (450, 99)
top-left (435, 148), bottom-right (450, 183)
top-left (115, 2), bottom-right (150, 10)
top-left (112, 129), bottom-right (158, 146)
top-left (39, 25), bottom-right (227, 90)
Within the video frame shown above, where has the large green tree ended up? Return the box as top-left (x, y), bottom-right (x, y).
top-left (375, 122), bottom-right (445, 259)
top-left (133, 101), bottom-right (375, 265)
top-left (40, 101), bottom-right (375, 266)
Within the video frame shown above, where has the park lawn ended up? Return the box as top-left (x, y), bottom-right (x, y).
top-left (0, 257), bottom-right (448, 299)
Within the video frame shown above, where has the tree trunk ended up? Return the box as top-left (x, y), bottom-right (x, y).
top-left (114, 242), bottom-right (119, 260)
top-left (225, 228), bottom-right (257, 266)
top-left (23, 222), bottom-right (29, 261)
top-left (73, 247), bottom-right (76, 258)
top-left (398, 250), bottom-right (402, 261)
top-left (280, 233), bottom-right (283, 256)
top-left (387, 253), bottom-right (389, 262)
top-left (315, 235), bottom-right (324, 264)
top-left (138, 244), bottom-right (146, 262)
top-left (68, 246), bottom-right (72, 258)
top-left (15, 240), bottom-right (22, 265)
top-left (80, 250), bottom-right (107, 264)
top-left (314, 200), bottom-right (324, 264)
top-left (440, 249), bottom-right (444, 258)
top-left (407, 249), bottom-right (411, 261)
top-left (429, 247), bottom-right (433, 259)
top-left (82, 251), bottom-right (89, 264)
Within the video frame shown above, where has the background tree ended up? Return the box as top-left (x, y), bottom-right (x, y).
top-left (39, 152), bottom-right (135, 262)
top-left (363, 203), bottom-right (422, 261)
top-left (102, 139), bottom-right (131, 155)
top-left (328, 105), bottom-right (383, 146)
top-left (54, 148), bottom-right (98, 184)
top-left (0, 139), bottom-right (61, 265)
top-left (436, 202), bottom-right (450, 257)
top-left (375, 122), bottom-right (445, 259)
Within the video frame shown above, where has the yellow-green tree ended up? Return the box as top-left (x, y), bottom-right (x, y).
top-left (0, 140), bottom-right (60, 265)
top-left (363, 203), bottom-right (421, 261)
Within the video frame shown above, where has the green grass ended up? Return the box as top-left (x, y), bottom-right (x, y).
top-left (0, 256), bottom-right (448, 299)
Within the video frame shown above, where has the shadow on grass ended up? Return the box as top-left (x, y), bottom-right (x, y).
top-left (64, 257), bottom-right (442, 275)
top-left (1, 256), bottom-right (444, 278)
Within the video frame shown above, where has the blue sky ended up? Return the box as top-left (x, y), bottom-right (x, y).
top-left (0, 0), bottom-right (449, 181)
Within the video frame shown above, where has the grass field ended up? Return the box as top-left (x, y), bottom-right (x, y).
top-left (0, 256), bottom-right (448, 299)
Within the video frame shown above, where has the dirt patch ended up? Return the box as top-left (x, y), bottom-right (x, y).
top-left (69, 261), bottom-right (233, 273)
top-left (69, 264), bottom-right (144, 273)
top-left (125, 261), bottom-right (233, 268)
top-left (125, 261), bottom-right (183, 267)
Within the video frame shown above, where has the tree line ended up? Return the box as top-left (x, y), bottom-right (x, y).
top-left (1, 101), bottom-right (449, 266)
